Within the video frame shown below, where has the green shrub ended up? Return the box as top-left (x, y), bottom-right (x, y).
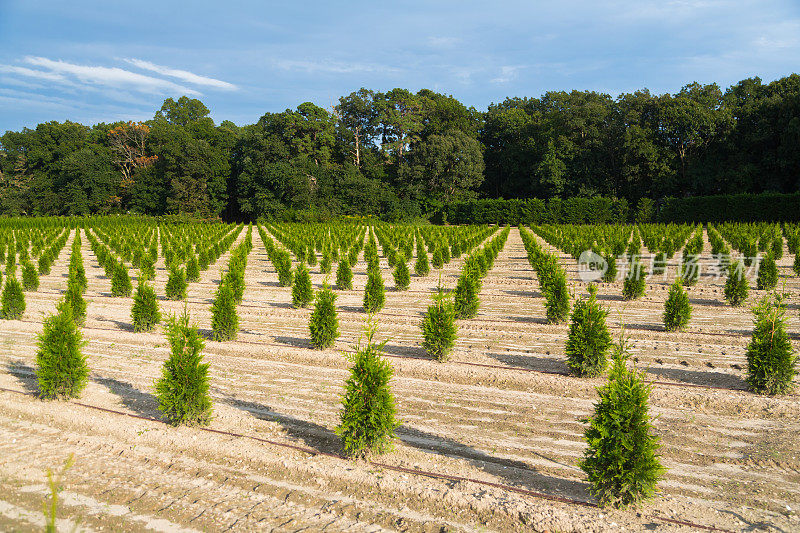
top-left (309, 283), bottom-right (339, 349)
top-left (414, 247), bottom-right (430, 276)
top-left (186, 255), bottom-right (200, 282)
top-left (756, 254), bottom-right (778, 291)
top-left (35, 301), bottom-right (88, 400)
top-left (63, 279), bottom-right (86, 327)
top-left (132, 281), bottom-right (160, 332)
top-left (724, 260), bottom-right (749, 306)
top-left (22, 261), bottom-right (39, 291)
top-left (453, 272), bottom-right (479, 319)
top-left (393, 260), bottom-right (410, 291)
top-left (111, 261), bottom-right (132, 297)
top-left (580, 336), bottom-right (664, 508)
top-left (139, 254), bottom-right (155, 282)
top-left (1, 277), bottom-right (25, 319)
top-left (211, 283), bottom-right (238, 341)
top-left (746, 294), bottom-right (797, 395)
top-left (336, 258), bottom-right (353, 290)
top-left (601, 252), bottom-right (617, 283)
top-left (622, 258), bottom-right (646, 300)
top-left (793, 253), bottom-right (800, 277)
top-left (224, 267), bottom-right (245, 304)
top-left (565, 285), bottom-right (612, 377)
top-left (320, 250), bottom-right (332, 274)
top-left (421, 286), bottom-right (457, 362)
top-left (292, 263), bottom-right (314, 307)
top-left (431, 247), bottom-right (444, 270)
top-left (155, 309), bottom-right (213, 426)
top-left (662, 278), bottom-right (691, 331)
top-left (543, 264), bottom-right (571, 323)
top-left (363, 268), bottom-right (385, 313)
top-left (337, 318), bottom-right (396, 457)
top-left (165, 267), bottom-right (187, 300)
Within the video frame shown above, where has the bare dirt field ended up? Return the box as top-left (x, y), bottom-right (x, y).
top-left (1, 226), bottom-right (799, 532)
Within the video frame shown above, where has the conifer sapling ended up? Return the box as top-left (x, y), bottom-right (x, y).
top-left (565, 284), bottom-right (612, 377)
top-left (36, 300), bottom-right (88, 400)
top-left (309, 283), bottom-right (339, 349)
top-left (662, 278), bottom-right (691, 331)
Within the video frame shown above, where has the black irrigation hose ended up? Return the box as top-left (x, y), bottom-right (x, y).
top-left (0, 386), bottom-right (734, 533)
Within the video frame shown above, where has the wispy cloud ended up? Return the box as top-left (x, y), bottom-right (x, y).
top-left (123, 58), bottom-right (237, 90)
top-left (0, 64), bottom-right (65, 82)
top-left (428, 36), bottom-right (461, 48)
top-left (273, 59), bottom-right (400, 75)
top-left (491, 65), bottom-right (522, 84)
top-left (21, 56), bottom-right (200, 96)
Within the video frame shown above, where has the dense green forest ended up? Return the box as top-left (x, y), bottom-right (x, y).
top-left (1, 75), bottom-right (799, 221)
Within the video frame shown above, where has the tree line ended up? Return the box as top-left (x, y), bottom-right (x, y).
top-left (1, 74), bottom-right (798, 221)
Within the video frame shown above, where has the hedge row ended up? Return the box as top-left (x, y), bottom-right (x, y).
top-left (435, 192), bottom-right (800, 225)
top-left (657, 192), bottom-right (800, 223)
top-left (434, 197), bottom-right (630, 225)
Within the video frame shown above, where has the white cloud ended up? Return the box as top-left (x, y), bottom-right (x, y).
top-left (491, 65), bottom-right (522, 84)
top-left (123, 58), bottom-right (237, 90)
top-left (274, 59), bottom-right (400, 75)
top-left (428, 36), bottom-right (461, 48)
top-left (0, 64), bottom-right (66, 82)
top-left (21, 56), bottom-right (200, 96)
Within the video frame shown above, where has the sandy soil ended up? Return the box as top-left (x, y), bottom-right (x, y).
top-left (0, 225), bottom-right (798, 532)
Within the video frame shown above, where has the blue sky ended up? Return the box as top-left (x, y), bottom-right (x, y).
top-left (1, 0), bottom-right (799, 132)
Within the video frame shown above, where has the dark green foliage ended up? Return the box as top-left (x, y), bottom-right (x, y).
top-left (363, 268), bottom-right (385, 313)
top-left (186, 255), bottom-right (200, 282)
top-left (155, 309), bottom-right (213, 426)
top-left (336, 258), bottom-right (353, 290)
top-left (292, 263), bottom-right (313, 307)
top-left (22, 261), bottom-right (39, 291)
top-left (224, 268), bottom-right (245, 304)
top-left (393, 260), bottom-right (410, 291)
top-left (453, 273), bottom-right (479, 319)
top-left (652, 252), bottom-right (666, 276)
top-left (565, 285), bottom-right (612, 377)
top-left (337, 318), bottom-right (397, 457)
top-left (756, 254), bottom-right (778, 291)
top-left (320, 250), bottom-right (332, 274)
top-left (421, 286), bottom-right (457, 362)
top-left (63, 280), bottom-right (86, 327)
top-left (662, 278), bottom-right (691, 331)
top-left (111, 261), bottom-right (132, 297)
top-left (38, 253), bottom-right (51, 275)
top-left (309, 284), bottom-right (339, 349)
top-left (580, 337), bottom-right (664, 508)
top-left (724, 260), bottom-right (749, 306)
top-left (1, 277), bottom-right (25, 319)
top-left (132, 281), bottom-right (160, 332)
top-left (622, 258), bottom-right (646, 300)
top-left (165, 267), bottom-right (187, 300)
top-left (139, 254), bottom-right (155, 282)
top-left (746, 294), bottom-right (797, 395)
top-left (35, 301), bottom-right (88, 400)
top-left (794, 253), bottom-right (800, 277)
top-left (198, 250), bottom-right (209, 270)
top-left (211, 283), bottom-right (238, 341)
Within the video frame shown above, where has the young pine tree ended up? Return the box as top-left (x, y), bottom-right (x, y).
top-left (431, 247), bottom-right (444, 270)
top-left (363, 267), bottom-right (386, 313)
top-left (662, 278), bottom-right (691, 332)
top-left (186, 255), bottom-right (200, 283)
top-left (393, 260), bottom-right (410, 291)
top-left (111, 261), bottom-right (132, 297)
top-left (745, 293), bottom-right (797, 395)
top-left (1, 276), bottom-right (25, 319)
top-left (165, 266), bottom-right (187, 300)
top-left (292, 263), bottom-right (314, 307)
top-left (543, 263), bottom-right (571, 323)
top-left (580, 335), bottom-right (664, 508)
top-left (211, 282), bottom-right (239, 341)
top-left (337, 317), bottom-right (397, 457)
top-left (155, 309), bottom-right (213, 426)
top-left (224, 267), bottom-right (246, 304)
top-left (565, 285), bottom-right (612, 377)
top-left (336, 258), bottom-right (353, 290)
top-left (22, 260), bottom-right (39, 291)
top-left (421, 285), bottom-right (457, 362)
top-left (414, 244), bottom-right (430, 277)
top-left (63, 279), bottom-right (87, 327)
top-left (35, 301), bottom-right (89, 400)
top-left (453, 272), bottom-right (480, 319)
top-left (622, 258), bottom-right (646, 300)
top-left (724, 260), bottom-right (749, 306)
top-left (309, 283), bottom-right (339, 349)
top-left (756, 254), bottom-right (778, 291)
top-left (131, 281), bottom-right (161, 332)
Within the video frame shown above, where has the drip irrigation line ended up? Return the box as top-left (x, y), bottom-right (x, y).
top-left (0, 386), bottom-right (734, 533)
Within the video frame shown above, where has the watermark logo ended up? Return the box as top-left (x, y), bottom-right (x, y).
top-left (577, 250), bottom-right (608, 283)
